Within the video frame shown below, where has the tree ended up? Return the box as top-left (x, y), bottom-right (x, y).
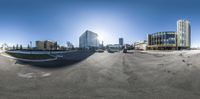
top-left (54, 42), bottom-right (58, 50)
top-left (13, 45), bottom-right (15, 50)
top-left (20, 45), bottom-right (23, 50)
top-left (27, 44), bottom-right (30, 50)
top-left (50, 45), bottom-right (53, 54)
top-left (16, 44), bottom-right (19, 50)
top-left (67, 41), bottom-right (74, 50)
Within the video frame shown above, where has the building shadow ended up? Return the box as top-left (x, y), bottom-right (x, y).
top-left (15, 51), bottom-right (95, 69)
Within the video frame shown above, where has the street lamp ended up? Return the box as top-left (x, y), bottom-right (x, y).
top-left (30, 41), bottom-right (32, 54)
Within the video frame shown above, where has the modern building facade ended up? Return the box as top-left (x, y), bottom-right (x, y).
top-left (147, 19), bottom-right (191, 50)
top-left (79, 30), bottom-right (100, 50)
top-left (36, 40), bottom-right (57, 50)
top-left (119, 38), bottom-right (124, 46)
top-left (147, 31), bottom-right (176, 50)
top-left (177, 19), bottom-right (191, 49)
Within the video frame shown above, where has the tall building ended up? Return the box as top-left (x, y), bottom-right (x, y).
top-left (177, 19), bottom-right (191, 49)
top-left (119, 38), bottom-right (124, 46)
top-left (79, 30), bottom-right (100, 50)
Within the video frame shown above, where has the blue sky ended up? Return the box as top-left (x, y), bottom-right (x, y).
top-left (0, 0), bottom-right (200, 47)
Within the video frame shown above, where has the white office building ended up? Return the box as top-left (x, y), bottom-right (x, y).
top-left (134, 40), bottom-right (147, 50)
top-left (177, 19), bottom-right (191, 49)
top-left (79, 30), bottom-right (100, 50)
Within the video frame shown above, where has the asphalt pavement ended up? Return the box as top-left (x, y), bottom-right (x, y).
top-left (0, 50), bottom-right (200, 99)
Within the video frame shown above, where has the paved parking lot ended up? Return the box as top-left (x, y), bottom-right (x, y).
top-left (1, 51), bottom-right (200, 99)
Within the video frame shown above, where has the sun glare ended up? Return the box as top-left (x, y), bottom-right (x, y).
top-left (98, 35), bottom-right (104, 43)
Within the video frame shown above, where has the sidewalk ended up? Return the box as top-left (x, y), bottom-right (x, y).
top-left (6, 50), bottom-right (78, 54)
top-left (0, 53), bottom-right (57, 62)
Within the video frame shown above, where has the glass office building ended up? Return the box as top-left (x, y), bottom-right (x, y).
top-left (147, 31), bottom-right (177, 50)
top-left (79, 30), bottom-right (100, 50)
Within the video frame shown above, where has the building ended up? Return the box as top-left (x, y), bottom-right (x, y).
top-left (107, 44), bottom-right (121, 52)
top-left (119, 38), bottom-right (124, 46)
top-left (79, 30), bottom-right (100, 50)
top-left (147, 31), bottom-right (176, 50)
top-left (36, 41), bottom-right (45, 50)
top-left (1, 43), bottom-right (9, 50)
top-left (147, 19), bottom-right (191, 50)
top-left (177, 19), bottom-right (191, 49)
top-left (36, 40), bottom-right (58, 50)
top-left (134, 40), bottom-right (147, 50)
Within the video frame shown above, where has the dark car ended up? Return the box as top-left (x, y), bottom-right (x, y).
top-left (123, 48), bottom-right (127, 53)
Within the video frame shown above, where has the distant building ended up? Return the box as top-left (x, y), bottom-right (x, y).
top-left (119, 38), bottom-right (124, 46)
top-left (79, 30), bottom-right (100, 50)
top-left (177, 19), bottom-right (191, 49)
top-left (134, 40), bottom-right (147, 50)
top-left (36, 41), bottom-right (45, 50)
top-left (107, 44), bottom-right (121, 52)
top-left (1, 43), bottom-right (9, 50)
top-left (36, 40), bottom-right (58, 50)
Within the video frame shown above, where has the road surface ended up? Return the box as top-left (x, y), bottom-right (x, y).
top-left (0, 51), bottom-right (200, 99)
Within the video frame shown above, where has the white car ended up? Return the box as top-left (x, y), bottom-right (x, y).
top-left (96, 49), bottom-right (104, 53)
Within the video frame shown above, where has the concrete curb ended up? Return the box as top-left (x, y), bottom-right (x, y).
top-left (0, 53), bottom-right (57, 62)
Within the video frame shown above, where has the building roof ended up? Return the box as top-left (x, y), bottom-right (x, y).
top-left (148, 31), bottom-right (176, 35)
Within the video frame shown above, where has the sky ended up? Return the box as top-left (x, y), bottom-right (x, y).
top-left (0, 0), bottom-right (200, 47)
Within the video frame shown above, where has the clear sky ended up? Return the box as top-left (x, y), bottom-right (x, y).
top-left (0, 0), bottom-right (200, 47)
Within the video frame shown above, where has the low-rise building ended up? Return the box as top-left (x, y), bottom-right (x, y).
top-left (36, 41), bottom-right (45, 50)
top-left (36, 40), bottom-right (58, 50)
top-left (134, 40), bottom-right (147, 50)
top-left (107, 44), bottom-right (121, 52)
top-left (1, 43), bottom-right (10, 50)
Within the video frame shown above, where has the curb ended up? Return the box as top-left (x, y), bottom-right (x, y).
top-left (0, 53), bottom-right (57, 62)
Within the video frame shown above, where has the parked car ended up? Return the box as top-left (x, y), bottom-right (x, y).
top-left (123, 48), bottom-right (127, 53)
top-left (96, 49), bottom-right (104, 53)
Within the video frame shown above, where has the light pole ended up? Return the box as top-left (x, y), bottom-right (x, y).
top-left (30, 41), bottom-right (32, 54)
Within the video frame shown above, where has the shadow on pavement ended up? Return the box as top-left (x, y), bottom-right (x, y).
top-left (15, 51), bottom-right (95, 69)
top-left (125, 51), bottom-right (134, 54)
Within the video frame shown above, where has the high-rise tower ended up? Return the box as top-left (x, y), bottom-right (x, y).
top-left (177, 19), bottom-right (191, 49)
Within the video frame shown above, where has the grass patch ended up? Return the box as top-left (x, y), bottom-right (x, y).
top-left (6, 52), bottom-right (54, 60)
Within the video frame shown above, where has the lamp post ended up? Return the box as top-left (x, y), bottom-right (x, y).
top-left (30, 41), bottom-right (32, 54)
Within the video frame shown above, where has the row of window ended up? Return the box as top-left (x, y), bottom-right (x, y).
top-left (150, 40), bottom-right (176, 45)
